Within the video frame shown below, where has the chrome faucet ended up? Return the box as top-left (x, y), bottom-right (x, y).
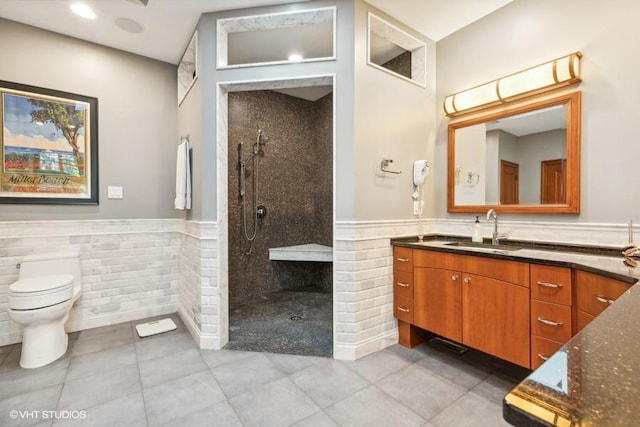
top-left (486, 209), bottom-right (505, 245)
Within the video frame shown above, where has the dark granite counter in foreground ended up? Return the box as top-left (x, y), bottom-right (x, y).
top-left (392, 235), bottom-right (640, 426)
top-left (504, 285), bottom-right (640, 426)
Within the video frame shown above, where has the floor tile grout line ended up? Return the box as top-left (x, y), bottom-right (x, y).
top-left (54, 324), bottom-right (147, 424)
top-left (369, 382), bottom-right (429, 425)
top-left (52, 347), bottom-right (73, 417)
top-left (132, 321), bottom-right (151, 427)
top-left (204, 353), bottom-right (256, 426)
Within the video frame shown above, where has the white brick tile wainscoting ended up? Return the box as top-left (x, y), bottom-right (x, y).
top-left (333, 220), bottom-right (426, 360)
top-left (0, 220), bottom-right (180, 347)
top-left (178, 221), bottom-right (225, 350)
top-left (0, 217), bottom-right (632, 354)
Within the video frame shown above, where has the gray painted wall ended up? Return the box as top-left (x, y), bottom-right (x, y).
top-left (435, 0), bottom-right (640, 223)
top-left (0, 18), bottom-right (178, 220)
top-left (353, 0), bottom-right (435, 220)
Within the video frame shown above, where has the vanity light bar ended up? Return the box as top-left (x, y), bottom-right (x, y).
top-left (443, 52), bottom-right (582, 117)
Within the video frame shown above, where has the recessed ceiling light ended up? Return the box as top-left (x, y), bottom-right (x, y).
top-left (288, 53), bottom-right (304, 62)
top-left (115, 17), bottom-right (144, 34)
top-left (70, 3), bottom-right (96, 20)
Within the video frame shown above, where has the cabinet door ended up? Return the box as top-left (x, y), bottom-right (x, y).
top-left (414, 267), bottom-right (462, 342)
top-left (574, 270), bottom-right (630, 317)
top-left (462, 273), bottom-right (530, 368)
top-left (575, 309), bottom-right (596, 334)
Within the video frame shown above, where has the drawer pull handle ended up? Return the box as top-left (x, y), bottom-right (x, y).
top-left (451, 275), bottom-right (459, 281)
top-left (397, 282), bottom-right (410, 287)
top-left (595, 295), bottom-right (614, 305)
top-left (537, 317), bottom-right (564, 327)
top-left (396, 257), bottom-right (410, 262)
top-left (463, 277), bottom-right (471, 284)
top-left (537, 353), bottom-right (550, 361)
top-left (397, 306), bottom-right (410, 313)
top-left (537, 281), bottom-right (563, 289)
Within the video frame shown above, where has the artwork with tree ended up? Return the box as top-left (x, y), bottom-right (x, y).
top-left (29, 99), bottom-right (86, 168)
top-left (0, 80), bottom-right (98, 204)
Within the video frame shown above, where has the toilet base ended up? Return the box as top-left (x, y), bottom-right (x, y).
top-left (20, 320), bottom-right (69, 369)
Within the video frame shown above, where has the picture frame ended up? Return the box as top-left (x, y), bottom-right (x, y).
top-left (0, 80), bottom-right (98, 204)
top-left (177, 30), bottom-right (198, 105)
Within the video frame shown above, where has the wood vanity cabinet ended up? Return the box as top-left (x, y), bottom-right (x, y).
top-left (393, 246), bottom-right (634, 371)
top-left (411, 250), bottom-right (530, 368)
top-left (412, 251), bottom-right (462, 342)
top-left (393, 247), bottom-right (422, 347)
top-left (461, 257), bottom-right (530, 368)
top-left (529, 264), bottom-right (573, 369)
top-left (573, 270), bottom-right (629, 333)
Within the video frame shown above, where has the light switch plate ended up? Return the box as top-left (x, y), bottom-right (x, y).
top-left (107, 186), bottom-right (123, 199)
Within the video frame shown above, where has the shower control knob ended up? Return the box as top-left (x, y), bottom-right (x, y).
top-left (256, 205), bottom-right (267, 219)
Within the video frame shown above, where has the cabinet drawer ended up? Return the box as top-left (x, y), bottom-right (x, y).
top-left (394, 296), bottom-right (413, 323)
top-left (393, 247), bottom-right (413, 272)
top-left (531, 300), bottom-right (572, 342)
top-left (463, 255), bottom-right (529, 287)
top-left (531, 336), bottom-right (564, 370)
top-left (413, 250), bottom-right (463, 270)
top-left (574, 270), bottom-right (630, 317)
top-left (530, 264), bottom-right (572, 305)
top-left (393, 271), bottom-right (413, 299)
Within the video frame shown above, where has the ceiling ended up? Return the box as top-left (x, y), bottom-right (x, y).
top-left (0, 0), bottom-right (513, 65)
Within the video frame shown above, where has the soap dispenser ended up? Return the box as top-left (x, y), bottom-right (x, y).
top-left (472, 216), bottom-right (483, 243)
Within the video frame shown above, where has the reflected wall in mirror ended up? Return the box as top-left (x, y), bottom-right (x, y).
top-left (217, 7), bottom-right (336, 69)
top-left (367, 13), bottom-right (426, 87)
top-left (448, 92), bottom-right (581, 214)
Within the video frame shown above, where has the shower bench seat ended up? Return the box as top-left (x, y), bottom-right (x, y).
top-left (268, 243), bottom-right (333, 262)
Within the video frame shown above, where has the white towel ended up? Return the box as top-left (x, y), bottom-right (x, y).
top-left (174, 139), bottom-right (191, 210)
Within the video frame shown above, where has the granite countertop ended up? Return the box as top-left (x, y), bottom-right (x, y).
top-left (503, 285), bottom-right (640, 426)
top-left (392, 236), bottom-right (640, 426)
top-left (392, 236), bottom-right (640, 284)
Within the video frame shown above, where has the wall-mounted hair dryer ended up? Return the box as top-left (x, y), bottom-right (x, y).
top-left (413, 160), bottom-right (430, 187)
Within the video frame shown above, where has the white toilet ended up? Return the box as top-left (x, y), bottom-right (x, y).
top-left (8, 252), bottom-right (82, 369)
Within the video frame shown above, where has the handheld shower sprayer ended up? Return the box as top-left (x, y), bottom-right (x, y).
top-left (239, 128), bottom-right (270, 255)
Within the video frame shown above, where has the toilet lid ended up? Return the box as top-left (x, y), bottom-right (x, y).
top-left (10, 274), bottom-right (74, 294)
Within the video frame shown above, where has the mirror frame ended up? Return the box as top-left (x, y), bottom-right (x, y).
top-left (447, 91), bottom-right (581, 214)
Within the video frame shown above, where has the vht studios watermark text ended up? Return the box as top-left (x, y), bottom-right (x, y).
top-left (9, 409), bottom-right (87, 420)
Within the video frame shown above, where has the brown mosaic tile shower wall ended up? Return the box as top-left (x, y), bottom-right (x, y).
top-left (382, 51), bottom-right (412, 79)
top-left (228, 90), bottom-right (333, 302)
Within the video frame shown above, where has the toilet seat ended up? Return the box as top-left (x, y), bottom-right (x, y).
top-left (9, 274), bottom-right (74, 310)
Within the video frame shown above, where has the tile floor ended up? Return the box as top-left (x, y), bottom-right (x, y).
top-left (0, 314), bottom-right (528, 427)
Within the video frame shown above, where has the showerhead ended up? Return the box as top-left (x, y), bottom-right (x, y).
top-left (257, 129), bottom-right (269, 145)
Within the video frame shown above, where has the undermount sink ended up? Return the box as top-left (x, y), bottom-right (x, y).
top-left (445, 241), bottom-right (522, 252)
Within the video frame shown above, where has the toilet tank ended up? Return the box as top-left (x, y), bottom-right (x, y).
top-left (19, 252), bottom-right (82, 295)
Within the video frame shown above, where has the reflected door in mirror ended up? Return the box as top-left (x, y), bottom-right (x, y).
top-left (541, 159), bottom-right (566, 204)
top-left (447, 92), bottom-right (581, 214)
top-left (500, 160), bottom-right (519, 204)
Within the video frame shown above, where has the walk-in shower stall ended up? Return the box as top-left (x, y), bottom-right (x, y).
top-left (226, 89), bottom-right (333, 357)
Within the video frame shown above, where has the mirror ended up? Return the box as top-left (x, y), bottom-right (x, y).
top-left (217, 7), bottom-right (335, 69)
top-left (367, 13), bottom-right (426, 87)
top-left (448, 92), bottom-right (581, 214)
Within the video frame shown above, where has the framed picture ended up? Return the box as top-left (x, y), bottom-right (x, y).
top-left (0, 80), bottom-right (98, 204)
